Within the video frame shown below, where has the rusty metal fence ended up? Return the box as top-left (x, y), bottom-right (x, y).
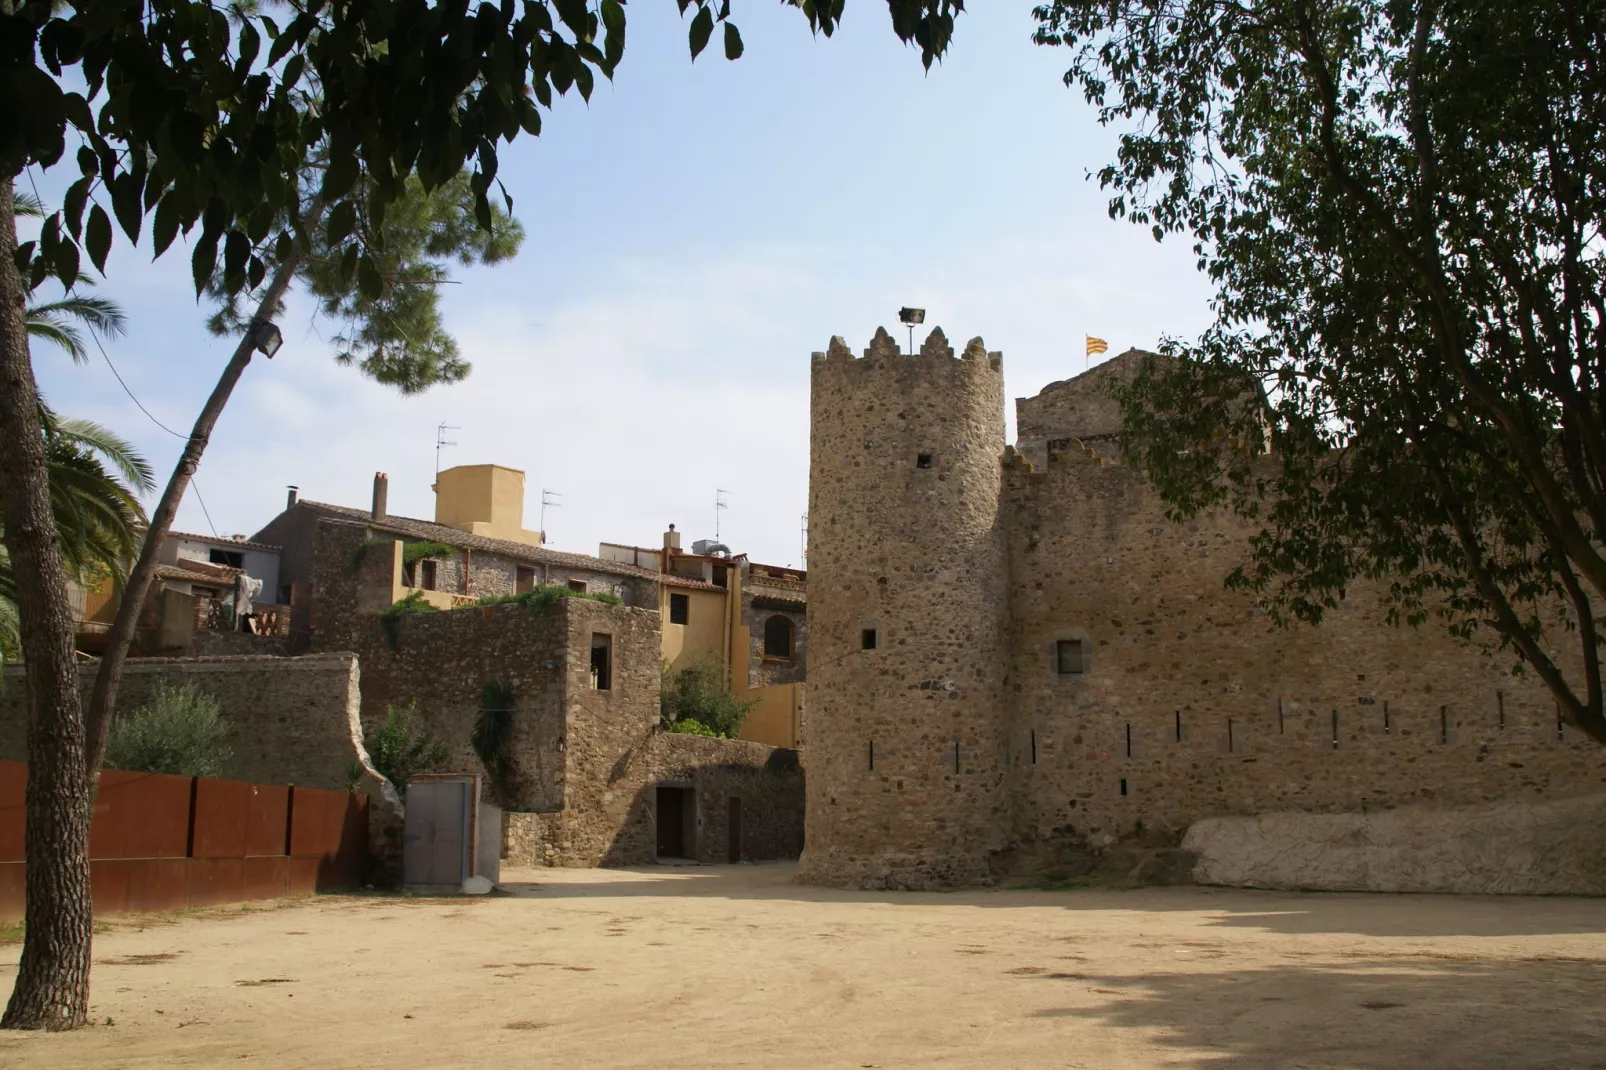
top-left (0, 761), bottom-right (367, 919)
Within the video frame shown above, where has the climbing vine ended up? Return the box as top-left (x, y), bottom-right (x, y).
top-left (472, 680), bottom-right (517, 805)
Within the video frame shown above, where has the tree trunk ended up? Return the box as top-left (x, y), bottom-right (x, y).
top-left (0, 185), bottom-right (95, 1030)
top-left (82, 257), bottom-right (299, 777)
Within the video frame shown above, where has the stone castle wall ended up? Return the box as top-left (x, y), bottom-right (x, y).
top-left (0, 653), bottom-right (361, 791)
top-left (797, 328), bottom-right (1013, 888)
top-left (1001, 448), bottom-right (1606, 868)
top-left (802, 329), bottom-right (1606, 889)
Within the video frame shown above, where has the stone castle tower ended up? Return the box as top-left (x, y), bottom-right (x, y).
top-left (795, 327), bottom-right (1012, 888)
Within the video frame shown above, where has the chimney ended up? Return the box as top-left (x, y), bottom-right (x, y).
top-left (372, 472), bottom-right (388, 520)
top-left (663, 523), bottom-right (681, 552)
top-left (286, 485), bottom-right (299, 509)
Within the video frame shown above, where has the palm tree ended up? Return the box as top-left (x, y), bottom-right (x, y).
top-left (2, 188), bottom-right (150, 668)
top-left (14, 187), bottom-right (129, 361)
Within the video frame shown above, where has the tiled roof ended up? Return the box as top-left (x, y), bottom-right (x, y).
top-left (302, 501), bottom-right (670, 583)
top-left (660, 574), bottom-right (723, 592)
top-left (167, 531), bottom-right (282, 553)
top-left (155, 564), bottom-right (234, 587)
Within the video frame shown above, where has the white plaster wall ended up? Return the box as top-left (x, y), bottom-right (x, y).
top-left (1184, 794), bottom-right (1606, 895)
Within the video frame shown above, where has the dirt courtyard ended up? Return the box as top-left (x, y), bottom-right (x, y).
top-left (1, 863), bottom-right (1602, 1069)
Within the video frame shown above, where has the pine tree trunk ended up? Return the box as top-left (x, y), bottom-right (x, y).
top-left (0, 184), bottom-right (95, 1029)
top-left (81, 255), bottom-right (300, 777)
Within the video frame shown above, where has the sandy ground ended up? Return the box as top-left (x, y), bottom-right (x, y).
top-left (1, 863), bottom-right (1603, 1069)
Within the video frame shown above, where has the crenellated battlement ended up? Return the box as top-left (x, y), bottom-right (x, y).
top-left (811, 326), bottom-right (1003, 374)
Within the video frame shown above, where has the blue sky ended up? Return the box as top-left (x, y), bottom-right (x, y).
top-left (25, 2), bottom-right (1214, 568)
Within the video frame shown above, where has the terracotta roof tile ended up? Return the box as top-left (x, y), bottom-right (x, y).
top-left (302, 501), bottom-right (668, 583)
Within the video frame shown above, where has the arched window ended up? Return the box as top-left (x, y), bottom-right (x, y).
top-left (763, 615), bottom-right (793, 659)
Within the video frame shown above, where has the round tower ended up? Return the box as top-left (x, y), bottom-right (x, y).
top-left (796, 326), bottom-right (1010, 889)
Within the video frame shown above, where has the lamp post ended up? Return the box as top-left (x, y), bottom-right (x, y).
top-left (898, 306), bottom-right (925, 353)
top-left (248, 319), bottom-right (283, 357)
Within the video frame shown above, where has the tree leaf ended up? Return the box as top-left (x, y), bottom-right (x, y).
top-left (192, 231), bottom-right (220, 296)
top-left (689, 6), bottom-right (714, 60)
top-left (357, 254), bottom-right (384, 301)
top-left (152, 192), bottom-right (181, 258)
top-left (85, 204), bottom-right (112, 274)
top-left (723, 22), bottom-right (743, 60)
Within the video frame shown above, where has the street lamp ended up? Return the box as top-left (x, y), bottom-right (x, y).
top-left (898, 307), bottom-right (925, 353)
top-left (249, 320), bottom-right (284, 358)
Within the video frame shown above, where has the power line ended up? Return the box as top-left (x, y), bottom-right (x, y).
top-left (89, 329), bottom-right (221, 539)
top-left (29, 165), bottom-right (219, 539)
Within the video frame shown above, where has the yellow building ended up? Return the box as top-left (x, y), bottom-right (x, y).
top-left (602, 526), bottom-right (807, 749)
top-left (432, 464), bottom-right (546, 547)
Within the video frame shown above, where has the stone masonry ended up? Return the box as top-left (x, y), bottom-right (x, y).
top-left (797, 328), bottom-right (1606, 890)
top-left (0, 653), bottom-right (362, 790)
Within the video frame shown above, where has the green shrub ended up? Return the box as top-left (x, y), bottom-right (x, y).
top-left (659, 658), bottom-right (755, 739)
top-left (104, 681), bottom-right (233, 777)
top-left (400, 540), bottom-right (456, 566)
top-left (378, 589), bottom-right (438, 649)
top-left (473, 583), bottom-right (622, 613)
top-left (665, 717), bottom-right (720, 737)
top-left (369, 701), bottom-right (450, 792)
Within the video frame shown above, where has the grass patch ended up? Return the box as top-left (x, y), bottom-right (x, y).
top-left (0, 920), bottom-right (22, 944)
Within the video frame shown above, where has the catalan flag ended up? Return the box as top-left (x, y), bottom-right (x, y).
top-left (1086, 335), bottom-right (1109, 357)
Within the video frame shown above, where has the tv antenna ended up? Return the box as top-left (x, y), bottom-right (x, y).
top-left (800, 513), bottom-right (808, 564)
top-left (435, 422), bottom-right (460, 476)
top-left (540, 489), bottom-right (562, 538)
top-left (715, 489), bottom-right (730, 542)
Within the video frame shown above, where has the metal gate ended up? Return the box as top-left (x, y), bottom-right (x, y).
top-left (403, 778), bottom-right (472, 888)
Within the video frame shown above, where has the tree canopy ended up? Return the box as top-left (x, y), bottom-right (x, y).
top-left (1033, 0), bottom-right (1606, 743)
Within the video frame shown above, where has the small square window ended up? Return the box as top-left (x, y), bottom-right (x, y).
top-left (669, 592), bottom-right (689, 625)
top-left (916, 454), bottom-right (933, 469)
top-left (861, 628), bottom-right (878, 651)
top-left (516, 566), bottom-right (536, 593)
top-left (567, 579), bottom-right (587, 593)
top-left (1056, 638), bottom-right (1085, 675)
top-left (590, 633), bottom-right (613, 691)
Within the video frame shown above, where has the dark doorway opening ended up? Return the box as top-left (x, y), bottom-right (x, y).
top-left (656, 786), bottom-right (695, 859)
top-left (727, 797), bottom-right (742, 863)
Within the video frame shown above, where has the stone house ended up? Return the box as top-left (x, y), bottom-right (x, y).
top-left (257, 463), bottom-right (808, 747)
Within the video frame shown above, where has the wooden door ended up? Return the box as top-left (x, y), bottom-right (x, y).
top-left (656, 786), bottom-right (684, 858)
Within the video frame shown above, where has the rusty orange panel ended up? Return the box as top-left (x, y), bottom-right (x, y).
top-left (191, 778), bottom-right (249, 859)
top-left (329, 793), bottom-right (369, 890)
top-left (245, 783), bottom-right (290, 857)
top-left (243, 856), bottom-right (289, 901)
top-left (91, 770), bottom-right (192, 860)
top-left (123, 859), bottom-right (192, 913)
top-left (0, 862), bottom-right (23, 920)
top-left (288, 787), bottom-right (341, 858)
top-left (90, 859), bottom-right (132, 915)
top-left (187, 858), bottom-right (245, 908)
top-left (0, 762), bottom-right (24, 863)
top-left (288, 856), bottom-right (320, 896)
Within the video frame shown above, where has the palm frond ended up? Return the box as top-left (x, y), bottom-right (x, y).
top-left (26, 316), bottom-right (88, 362)
top-left (54, 418), bottom-right (158, 494)
top-left (11, 186), bottom-right (43, 218)
top-left (29, 296), bottom-right (128, 340)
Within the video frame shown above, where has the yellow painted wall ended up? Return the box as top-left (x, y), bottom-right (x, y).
top-left (660, 586), bottom-right (728, 673)
top-left (738, 683), bottom-right (801, 749)
top-left (432, 464), bottom-right (544, 547)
